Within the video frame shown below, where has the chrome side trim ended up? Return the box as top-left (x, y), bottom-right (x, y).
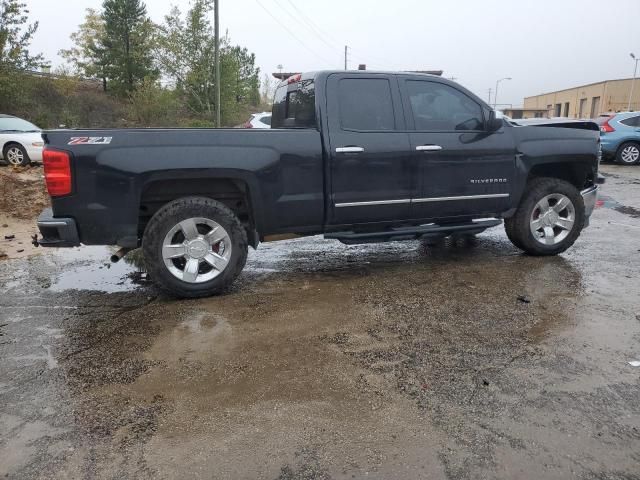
top-left (335, 194), bottom-right (509, 208)
top-left (335, 199), bottom-right (411, 208)
top-left (412, 193), bottom-right (510, 203)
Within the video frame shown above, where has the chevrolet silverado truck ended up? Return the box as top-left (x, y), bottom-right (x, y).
top-left (37, 71), bottom-right (601, 298)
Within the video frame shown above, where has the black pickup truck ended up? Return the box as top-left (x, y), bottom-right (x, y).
top-left (37, 71), bottom-right (601, 298)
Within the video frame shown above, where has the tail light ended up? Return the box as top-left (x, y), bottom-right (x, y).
top-left (43, 149), bottom-right (72, 196)
top-left (600, 116), bottom-right (615, 133)
top-left (243, 121), bottom-right (253, 128)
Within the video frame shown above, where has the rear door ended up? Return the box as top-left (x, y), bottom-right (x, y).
top-left (326, 74), bottom-right (413, 225)
top-left (399, 77), bottom-right (516, 220)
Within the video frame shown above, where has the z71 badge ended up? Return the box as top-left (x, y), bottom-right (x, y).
top-left (68, 136), bottom-right (113, 145)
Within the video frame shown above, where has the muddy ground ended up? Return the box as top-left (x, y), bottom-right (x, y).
top-left (0, 164), bottom-right (49, 260)
top-left (1, 164), bottom-right (639, 479)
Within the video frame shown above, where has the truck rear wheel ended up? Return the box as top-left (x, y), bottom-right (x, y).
top-left (143, 196), bottom-right (248, 298)
top-left (504, 177), bottom-right (585, 256)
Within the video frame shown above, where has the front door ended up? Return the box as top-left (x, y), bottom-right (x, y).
top-left (326, 74), bottom-right (413, 226)
top-left (399, 77), bottom-right (516, 221)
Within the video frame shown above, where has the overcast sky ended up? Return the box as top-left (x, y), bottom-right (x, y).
top-left (26, 0), bottom-right (640, 106)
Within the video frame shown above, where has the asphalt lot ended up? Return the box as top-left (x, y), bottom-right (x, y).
top-left (1, 163), bottom-right (639, 480)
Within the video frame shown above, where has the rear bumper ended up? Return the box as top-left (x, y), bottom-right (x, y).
top-left (37, 208), bottom-right (81, 247)
top-left (581, 185), bottom-right (599, 227)
top-left (26, 145), bottom-right (43, 162)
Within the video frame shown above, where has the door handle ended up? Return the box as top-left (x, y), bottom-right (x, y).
top-left (416, 145), bottom-right (443, 152)
top-left (336, 146), bottom-right (365, 153)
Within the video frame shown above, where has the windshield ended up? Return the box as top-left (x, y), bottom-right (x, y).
top-left (0, 117), bottom-right (40, 132)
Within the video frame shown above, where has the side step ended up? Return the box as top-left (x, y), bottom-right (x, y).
top-left (324, 219), bottom-right (502, 245)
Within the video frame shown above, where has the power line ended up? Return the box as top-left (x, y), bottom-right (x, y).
top-left (254, 0), bottom-right (335, 66)
top-left (284, 0), bottom-right (342, 51)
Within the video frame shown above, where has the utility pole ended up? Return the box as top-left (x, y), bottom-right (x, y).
top-left (214, 0), bottom-right (221, 127)
top-left (628, 53), bottom-right (639, 112)
top-left (487, 88), bottom-right (492, 106)
top-left (344, 45), bottom-right (348, 70)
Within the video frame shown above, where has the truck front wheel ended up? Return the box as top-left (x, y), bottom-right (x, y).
top-left (504, 177), bottom-right (585, 256)
top-left (143, 197), bottom-right (248, 298)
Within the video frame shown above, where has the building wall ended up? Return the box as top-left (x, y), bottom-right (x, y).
top-left (523, 79), bottom-right (640, 118)
top-left (502, 108), bottom-right (548, 119)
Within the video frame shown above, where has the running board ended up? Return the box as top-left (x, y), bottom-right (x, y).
top-left (325, 219), bottom-right (502, 245)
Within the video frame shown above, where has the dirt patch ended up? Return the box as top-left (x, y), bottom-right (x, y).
top-left (0, 165), bottom-right (50, 221)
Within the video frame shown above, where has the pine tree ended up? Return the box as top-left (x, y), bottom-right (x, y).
top-left (101, 0), bottom-right (157, 95)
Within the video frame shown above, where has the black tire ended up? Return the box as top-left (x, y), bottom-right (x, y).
top-left (615, 141), bottom-right (640, 165)
top-left (504, 177), bottom-right (585, 256)
top-left (3, 143), bottom-right (31, 167)
top-left (143, 196), bottom-right (248, 298)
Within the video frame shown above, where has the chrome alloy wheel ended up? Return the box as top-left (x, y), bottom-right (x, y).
top-left (6, 146), bottom-right (24, 166)
top-left (620, 144), bottom-right (640, 164)
top-left (162, 217), bottom-right (232, 284)
top-left (530, 194), bottom-right (576, 246)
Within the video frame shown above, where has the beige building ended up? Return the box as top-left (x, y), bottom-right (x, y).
top-left (502, 107), bottom-right (549, 119)
top-left (524, 78), bottom-right (640, 119)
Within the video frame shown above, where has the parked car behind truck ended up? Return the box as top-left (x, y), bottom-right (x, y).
top-left (0, 114), bottom-right (44, 166)
top-left (36, 71), bottom-right (601, 298)
top-left (598, 111), bottom-right (640, 164)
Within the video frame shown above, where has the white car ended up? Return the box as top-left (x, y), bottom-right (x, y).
top-left (0, 114), bottom-right (44, 166)
top-left (243, 112), bottom-right (272, 129)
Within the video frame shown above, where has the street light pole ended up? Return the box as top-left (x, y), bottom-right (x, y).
top-left (494, 77), bottom-right (512, 109)
top-left (628, 53), bottom-right (639, 112)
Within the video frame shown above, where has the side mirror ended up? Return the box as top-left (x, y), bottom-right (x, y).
top-left (487, 110), bottom-right (504, 132)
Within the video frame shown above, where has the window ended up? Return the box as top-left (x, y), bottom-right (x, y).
top-left (0, 117), bottom-right (40, 132)
top-left (259, 115), bottom-right (272, 126)
top-left (620, 115), bottom-right (640, 127)
top-left (405, 81), bottom-right (484, 131)
top-left (271, 80), bottom-right (316, 128)
top-left (563, 102), bottom-right (570, 117)
top-left (338, 78), bottom-right (395, 131)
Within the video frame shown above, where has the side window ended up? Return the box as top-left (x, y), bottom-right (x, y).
top-left (406, 80), bottom-right (484, 131)
top-left (260, 116), bottom-right (272, 126)
top-left (620, 115), bottom-right (640, 127)
top-left (338, 78), bottom-right (396, 131)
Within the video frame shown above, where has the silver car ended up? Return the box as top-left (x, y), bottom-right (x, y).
top-left (0, 114), bottom-right (44, 166)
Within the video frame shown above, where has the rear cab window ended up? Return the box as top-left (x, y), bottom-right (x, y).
top-left (337, 78), bottom-right (396, 131)
top-left (271, 76), bottom-right (317, 129)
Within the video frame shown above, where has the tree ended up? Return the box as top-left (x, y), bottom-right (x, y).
top-left (156, 0), bottom-right (216, 116)
top-left (0, 0), bottom-right (46, 71)
top-left (101, 0), bottom-right (157, 95)
top-left (59, 9), bottom-right (109, 91)
top-left (0, 0), bottom-right (47, 114)
top-left (156, 1), bottom-right (261, 125)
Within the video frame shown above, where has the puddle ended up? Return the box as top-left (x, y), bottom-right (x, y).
top-left (49, 246), bottom-right (150, 293)
top-left (596, 195), bottom-right (640, 218)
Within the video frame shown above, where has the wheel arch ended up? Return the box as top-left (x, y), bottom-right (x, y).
top-left (138, 173), bottom-right (263, 248)
top-left (526, 161), bottom-right (594, 191)
top-left (2, 140), bottom-right (26, 157)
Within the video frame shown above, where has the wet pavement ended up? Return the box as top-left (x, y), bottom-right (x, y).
top-left (1, 164), bottom-right (639, 480)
